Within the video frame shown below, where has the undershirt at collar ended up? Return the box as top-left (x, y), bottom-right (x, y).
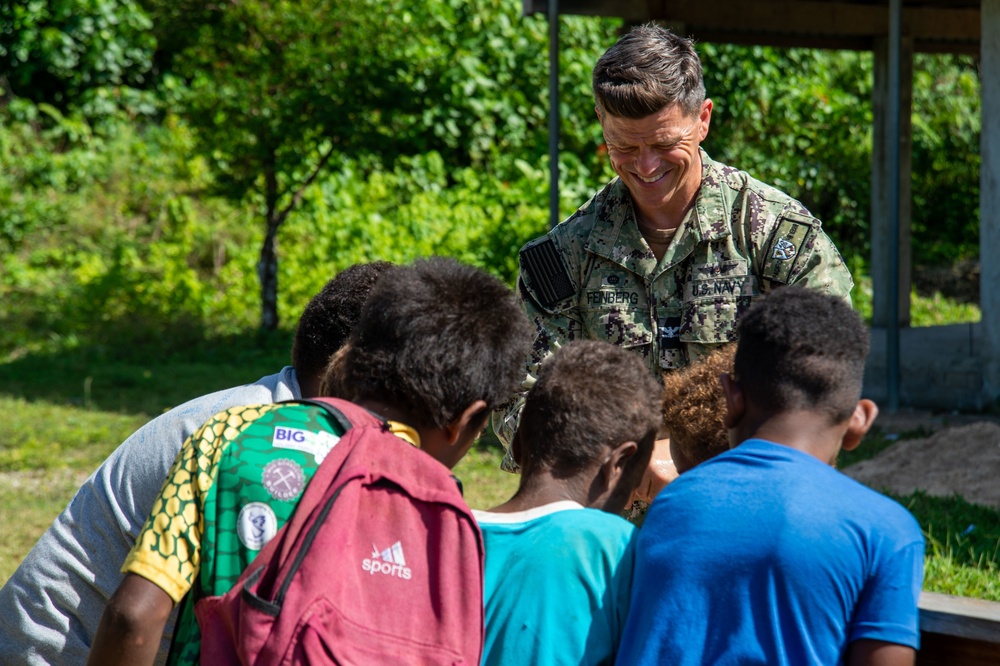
top-left (635, 219), bottom-right (679, 263)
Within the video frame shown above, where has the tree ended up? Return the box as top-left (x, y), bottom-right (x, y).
top-left (144, 0), bottom-right (617, 329)
top-left (0, 0), bottom-right (154, 110)
top-left (145, 0), bottom-right (424, 329)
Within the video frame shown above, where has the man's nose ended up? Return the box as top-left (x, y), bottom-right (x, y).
top-left (635, 148), bottom-right (660, 176)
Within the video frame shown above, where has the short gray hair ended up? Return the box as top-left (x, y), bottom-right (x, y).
top-left (593, 23), bottom-right (706, 119)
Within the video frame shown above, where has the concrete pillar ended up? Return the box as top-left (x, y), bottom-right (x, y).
top-left (981, 0), bottom-right (1000, 401)
top-left (870, 35), bottom-right (914, 329)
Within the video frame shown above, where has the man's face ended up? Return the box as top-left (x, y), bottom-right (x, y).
top-left (600, 100), bottom-right (712, 221)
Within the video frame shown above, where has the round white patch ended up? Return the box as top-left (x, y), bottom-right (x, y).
top-left (237, 502), bottom-right (278, 551)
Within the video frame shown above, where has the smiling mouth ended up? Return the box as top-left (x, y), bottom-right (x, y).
top-left (637, 173), bottom-right (666, 184)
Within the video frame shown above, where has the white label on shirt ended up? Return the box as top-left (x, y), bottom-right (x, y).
top-left (237, 502), bottom-right (277, 551)
top-left (272, 426), bottom-right (340, 463)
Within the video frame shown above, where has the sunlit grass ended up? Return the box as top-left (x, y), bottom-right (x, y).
top-left (852, 275), bottom-right (980, 327)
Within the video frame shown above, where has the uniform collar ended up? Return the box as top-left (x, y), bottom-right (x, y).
top-left (584, 148), bottom-right (733, 276)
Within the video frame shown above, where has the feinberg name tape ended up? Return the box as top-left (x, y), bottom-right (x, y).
top-left (272, 426), bottom-right (340, 463)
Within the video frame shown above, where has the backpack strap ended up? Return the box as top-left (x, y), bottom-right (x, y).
top-left (296, 396), bottom-right (383, 430)
top-left (264, 397), bottom-right (389, 567)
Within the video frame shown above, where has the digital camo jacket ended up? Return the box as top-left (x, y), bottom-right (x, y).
top-left (494, 149), bottom-right (853, 468)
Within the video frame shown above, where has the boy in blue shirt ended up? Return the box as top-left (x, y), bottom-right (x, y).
top-left (618, 288), bottom-right (924, 666)
top-left (474, 340), bottom-right (662, 666)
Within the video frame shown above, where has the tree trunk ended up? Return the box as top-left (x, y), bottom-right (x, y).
top-left (255, 144), bottom-right (337, 330)
top-left (258, 161), bottom-right (280, 331)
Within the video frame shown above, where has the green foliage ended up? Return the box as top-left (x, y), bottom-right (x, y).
top-left (139, 0), bottom-right (618, 328)
top-left (277, 152), bottom-right (548, 315)
top-left (0, 0), bottom-right (156, 113)
top-left (700, 45), bottom-right (873, 259)
top-left (0, 102), bottom-right (556, 357)
top-left (0, 108), bottom-right (264, 356)
top-left (699, 46), bottom-right (981, 273)
top-left (910, 54), bottom-right (981, 267)
top-left (848, 276), bottom-right (980, 328)
top-left (0, 5), bottom-right (986, 354)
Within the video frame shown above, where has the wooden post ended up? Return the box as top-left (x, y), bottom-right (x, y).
top-left (870, 36), bottom-right (913, 331)
top-left (982, 0), bottom-right (1000, 404)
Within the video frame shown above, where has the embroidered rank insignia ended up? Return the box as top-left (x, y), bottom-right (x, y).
top-left (521, 238), bottom-right (575, 308)
top-left (763, 218), bottom-right (814, 284)
top-left (772, 238), bottom-right (797, 261)
top-left (659, 316), bottom-right (682, 350)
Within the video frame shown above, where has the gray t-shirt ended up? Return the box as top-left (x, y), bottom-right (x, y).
top-left (0, 367), bottom-right (300, 665)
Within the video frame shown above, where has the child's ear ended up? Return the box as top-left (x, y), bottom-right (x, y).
top-left (841, 399), bottom-right (879, 451)
top-left (720, 372), bottom-right (745, 430)
top-left (510, 429), bottom-right (524, 470)
top-left (445, 400), bottom-right (490, 447)
top-left (600, 440), bottom-right (639, 492)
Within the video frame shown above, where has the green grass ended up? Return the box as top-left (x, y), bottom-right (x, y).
top-left (851, 275), bottom-right (981, 327)
top-left (454, 436), bottom-right (520, 510)
top-left (0, 396), bottom-right (146, 472)
top-left (0, 330), bottom-right (292, 416)
top-left (897, 492), bottom-right (1000, 601)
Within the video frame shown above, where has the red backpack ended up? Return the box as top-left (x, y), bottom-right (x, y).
top-left (194, 397), bottom-right (485, 665)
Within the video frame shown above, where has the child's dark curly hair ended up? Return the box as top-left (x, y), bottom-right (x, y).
top-left (292, 262), bottom-right (393, 383)
top-left (735, 287), bottom-right (869, 423)
top-left (329, 257), bottom-right (533, 429)
top-left (661, 345), bottom-right (734, 473)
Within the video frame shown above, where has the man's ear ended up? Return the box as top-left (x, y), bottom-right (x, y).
top-left (720, 371), bottom-right (745, 430)
top-left (444, 399), bottom-right (490, 446)
top-left (841, 399), bottom-right (879, 452)
top-left (698, 98), bottom-right (713, 141)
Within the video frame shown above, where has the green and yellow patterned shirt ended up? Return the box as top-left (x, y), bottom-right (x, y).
top-left (123, 402), bottom-right (418, 664)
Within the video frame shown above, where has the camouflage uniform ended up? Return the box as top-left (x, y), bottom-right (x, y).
top-left (495, 149), bottom-right (853, 470)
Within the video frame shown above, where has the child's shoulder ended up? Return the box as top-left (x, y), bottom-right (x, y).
top-left (836, 473), bottom-right (923, 536)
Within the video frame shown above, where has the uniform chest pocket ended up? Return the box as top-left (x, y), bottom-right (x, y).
top-left (680, 275), bottom-right (757, 344)
top-left (582, 293), bottom-right (653, 349)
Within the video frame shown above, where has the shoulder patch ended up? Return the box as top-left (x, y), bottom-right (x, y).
top-left (762, 215), bottom-right (817, 284)
top-left (520, 238), bottom-right (575, 308)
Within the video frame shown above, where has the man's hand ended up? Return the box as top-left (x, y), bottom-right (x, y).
top-left (87, 573), bottom-right (174, 666)
top-left (630, 437), bottom-right (678, 504)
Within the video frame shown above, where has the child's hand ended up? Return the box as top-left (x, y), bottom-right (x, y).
top-left (630, 438), bottom-right (678, 504)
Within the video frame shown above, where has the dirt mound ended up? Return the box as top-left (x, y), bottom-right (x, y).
top-left (845, 421), bottom-right (1000, 509)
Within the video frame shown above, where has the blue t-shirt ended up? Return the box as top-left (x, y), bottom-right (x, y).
top-left (474, 501), bottom-right (637, 666)
top-left (617, 439), bottom-right (924, 666)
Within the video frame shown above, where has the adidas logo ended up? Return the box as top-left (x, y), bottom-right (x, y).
top-left (361, 540), bottom-right (413, 580)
